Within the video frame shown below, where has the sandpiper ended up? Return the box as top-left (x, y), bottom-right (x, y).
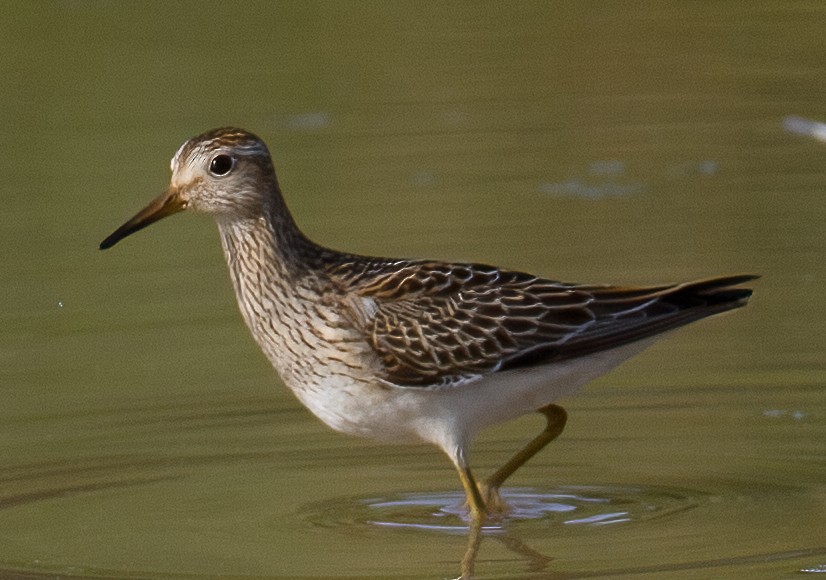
top-left (100, 127), bottom-right (755, 522)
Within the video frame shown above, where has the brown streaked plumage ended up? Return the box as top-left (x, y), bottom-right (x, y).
top-left (100, 127), bottom-right (756, 534)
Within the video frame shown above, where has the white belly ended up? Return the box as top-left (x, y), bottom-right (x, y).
top-left (286, 339), bottom-right (655, 455)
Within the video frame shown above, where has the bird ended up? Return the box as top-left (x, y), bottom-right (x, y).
top-left (100, 127), bottom-right (756, 522)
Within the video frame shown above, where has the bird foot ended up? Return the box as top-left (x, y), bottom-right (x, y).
top-left (465, 483), bottom-right (511, 521)
top-left (482, 483), bottom-right (512, 517)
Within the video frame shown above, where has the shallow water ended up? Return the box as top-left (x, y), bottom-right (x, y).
top-left (2, 2), bottom-right (825, 578)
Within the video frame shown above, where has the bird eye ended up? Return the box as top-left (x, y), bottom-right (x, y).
top-left (209, 154), bottom-right (235, 176)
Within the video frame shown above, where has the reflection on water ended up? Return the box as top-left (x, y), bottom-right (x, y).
top-left (281, 111), bottom-right (333, 132)
top-left (304, 485), bottom-right (703, 532)
top-left (783, 115), bottom-right (826, 143)
top-left (538, 157), bottom-right (722, 200)
top-left (2, 432), bottom-right (824, 578)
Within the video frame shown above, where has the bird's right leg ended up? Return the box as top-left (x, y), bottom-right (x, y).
top-left (451, 449), bottom-right (487, 579)
top-left (453, 452), bottom-right (487, 521)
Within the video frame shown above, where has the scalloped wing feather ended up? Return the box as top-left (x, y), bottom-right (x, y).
top-left (327, 259), bottom-right (755, 388)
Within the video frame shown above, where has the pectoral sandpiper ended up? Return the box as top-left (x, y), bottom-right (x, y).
top-left (101, 127), bottom-right (755, 523)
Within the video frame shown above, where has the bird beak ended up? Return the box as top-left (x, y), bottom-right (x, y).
top-left (100, 188), bottom-right (186, 250)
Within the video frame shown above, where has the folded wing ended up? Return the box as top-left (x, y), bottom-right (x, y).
top-left (328, 259), bottom-right (755, 388)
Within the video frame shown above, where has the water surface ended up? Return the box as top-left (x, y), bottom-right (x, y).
top-left (1, 2), bottom-right (824, 578)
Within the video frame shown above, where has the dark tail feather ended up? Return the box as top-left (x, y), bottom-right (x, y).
top-left (669, 274), bottom-right (758, 310)
top-left (504, 274), bottom-right (758, 368)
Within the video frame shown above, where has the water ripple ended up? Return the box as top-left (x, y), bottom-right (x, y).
top-left (299, 484), bottom-right (704, 534)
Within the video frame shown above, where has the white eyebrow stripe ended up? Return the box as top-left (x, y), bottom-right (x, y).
top-left (169, 133), bottom-right (270, 175)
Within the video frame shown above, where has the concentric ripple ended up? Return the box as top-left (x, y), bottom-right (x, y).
top-left (299, 484), bottom-right (705, 534)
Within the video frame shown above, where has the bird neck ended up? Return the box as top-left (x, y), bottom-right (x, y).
top-left (215, 199), bottom-right (318, 289)
top-left (214, 207), bottom-right (325, 380)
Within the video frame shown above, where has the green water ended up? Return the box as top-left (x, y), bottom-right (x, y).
top-left (2, 2), bottom-right (825, 578)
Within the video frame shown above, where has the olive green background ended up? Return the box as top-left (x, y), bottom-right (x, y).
top-left (1, 2), bottom-right (824, 578)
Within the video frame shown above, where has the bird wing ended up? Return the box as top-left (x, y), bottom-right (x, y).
top-left (327, 258), bottom-right (755, 388)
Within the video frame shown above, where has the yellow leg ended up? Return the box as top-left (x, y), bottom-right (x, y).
top-left (455, 461), bottom-right (487, 521)
top-left (451, 451), bottom-right (487, 578)
top-left (482, 404), bottom-right (568, 512)
top-left (451, 406), bottom-right (567, 577)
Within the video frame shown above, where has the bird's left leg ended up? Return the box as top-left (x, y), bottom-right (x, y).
top-left (481, 404), bottom-right (568, 513)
